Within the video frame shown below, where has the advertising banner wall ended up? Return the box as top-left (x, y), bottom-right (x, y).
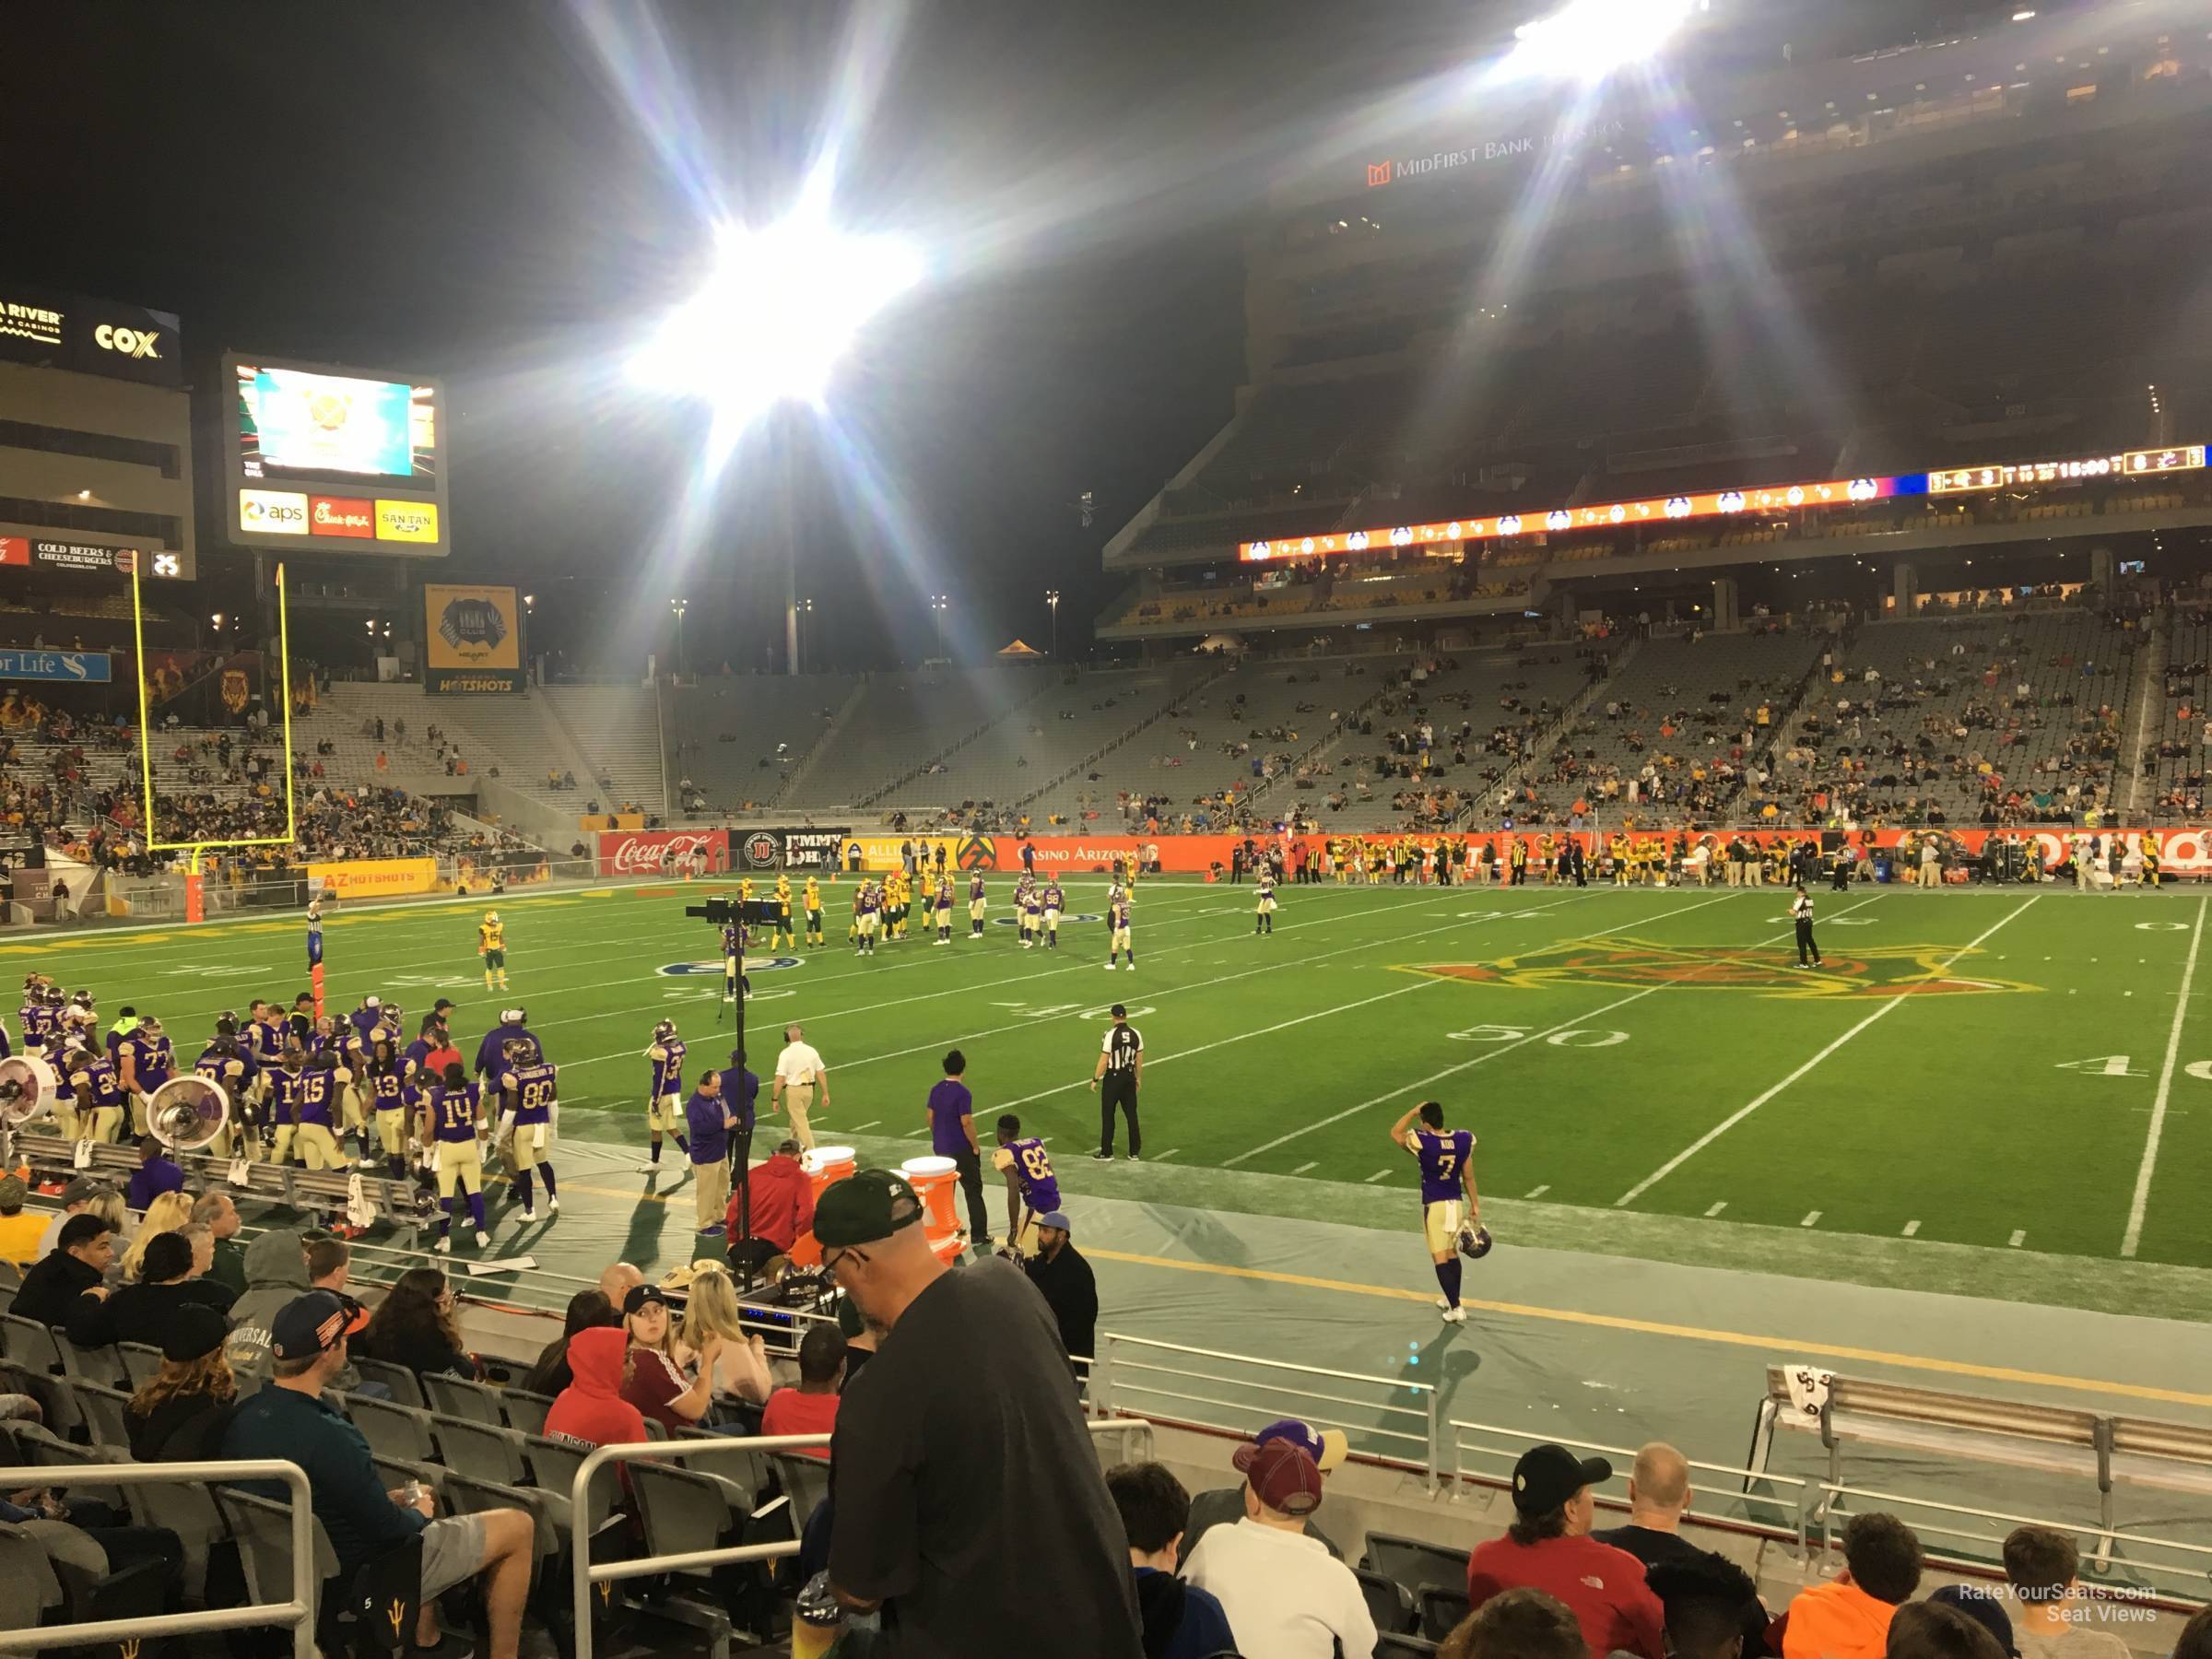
top-left (424, 583), bottom-right (524, 692)
top-left (306, 857), bottom-right (441, 898)
top-left (0, 282), bottom-right (182, 387)
top-left (736, 828), bottom-right (853, 870)
top-left (598, 828), bottom-right (729, 877)
top-left (0, 649), bottom-right (111, 684)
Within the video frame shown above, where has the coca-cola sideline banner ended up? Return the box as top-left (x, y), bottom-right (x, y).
top-left (598, 828), bottom-right (728, 877)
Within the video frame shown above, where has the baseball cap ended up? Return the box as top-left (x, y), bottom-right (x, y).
top-left (1109, 1003), bottom-right (1127, 1018)
top-left (1033, 1210), bottom-right (1072, 1234)
top-left (60, 1174), bottom-right (108, 1207)
top-left (1232, 1437), bottom-right (1324, 1518)
top-left (1511, 1443), bottom-right (1613, 1514)
top-left (813, 1169), bottom-right (924, 1249)
top-left (270, 1290), bottom-right (359, 1362)
top-left (1253, 1418), bottom-right (1349, 1474)
top-left (622, 1284), bottom-right (669, 1315)
top-left (776, 1138), bottom-right (802, 1157)
top-left (161, 1303), bottom-right (229, 1363)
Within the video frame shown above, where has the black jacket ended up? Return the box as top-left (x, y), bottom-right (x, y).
top-left (1022, 1242), bottom-right (1099, 1373)
top-left (65, 1277), bottom-right (235, 1350)
top-left (11, 1246), bottom-right (106, 1329)
top-left (127, 1392), bottom-right (237, 1463)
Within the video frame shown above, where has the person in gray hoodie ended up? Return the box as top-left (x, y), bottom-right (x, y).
top-left (223, 1229), bottom-right (365, 1392)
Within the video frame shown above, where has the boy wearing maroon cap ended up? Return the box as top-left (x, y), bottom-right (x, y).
top-left (1181, 1430), bottom-right (1378, 1659)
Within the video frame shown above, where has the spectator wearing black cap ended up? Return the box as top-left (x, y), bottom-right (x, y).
top-left (65, 1229), bottom-right (229, 1347)
top-left (1180, 1431), bottom-right (1376, 1659)
top-left (1441, 1587), bottom-right (1590, 1659)
top-left (818, 1168), bottom-right (1141, 1655)
top-left (12, 1211), bottom-right (116, 1327)
top-left (221, 1290), bottom-right (537, 1659)
top-left (1020, 1209), bottom-right (1097, 1381)
top-left (126, 1304), bottom-right (239, 1461)
top-left (31, 1175), bottom-right (115, 1262)
top-left (1107, 1461), bottom-right (1237, 1659)
top-left (1466, 1444), bottom-right (1665, 1659)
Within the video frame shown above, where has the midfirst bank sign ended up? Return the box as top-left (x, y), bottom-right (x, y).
top-left (1364, 118), bottom-right (1625, 187)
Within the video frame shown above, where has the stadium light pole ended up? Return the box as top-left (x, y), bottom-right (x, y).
top-left (1045, 589), bottom-right (1061, 657)
top-left (929, 594), bottom-right (949, 663)
top-left (1507, 0), bottom-right (1694, 80)
top-left (670, 596), bottom-right (689, 679)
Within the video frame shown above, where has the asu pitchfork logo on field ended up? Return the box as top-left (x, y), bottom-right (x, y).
top-left (1408, 937), bottom-right (2041, 1001)
top-left (658, 957), bottom-right (804, 976)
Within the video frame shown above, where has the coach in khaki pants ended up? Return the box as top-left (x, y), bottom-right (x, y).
top-left (771, 1024), bottom-right (829, 1153)
top-left (685, 1071), bottom-right (736, 1234)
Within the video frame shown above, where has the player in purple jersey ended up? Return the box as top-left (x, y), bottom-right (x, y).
top-left (1392, 1099), bottom-right (1481, 1324)
top-left (642, 1018), bottom-right (691, 1170)
top-left (1041, 881), bottom-right (1065, 948)
top-left (992, 1112), bottom-right (1062, 1254)
top-left (967, 870), bottom-right (988, 938)
top-left (933, 876), bottom-right (954, 944)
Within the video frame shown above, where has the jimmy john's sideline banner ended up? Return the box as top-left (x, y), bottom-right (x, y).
top-left (735, 828), bottom-right (852, 870)
top-left (424, 583), bottom-right (524, 692)
top-left (306, 858), bottom-right (440, 898)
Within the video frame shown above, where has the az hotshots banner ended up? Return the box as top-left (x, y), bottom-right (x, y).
top-left (598, 828), bottom-right (728, 877)
top-left (424, 583), bottom-right (524, 692)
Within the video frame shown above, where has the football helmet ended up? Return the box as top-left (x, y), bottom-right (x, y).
top-left (1458, 1224), bottom-right (1494, 1261)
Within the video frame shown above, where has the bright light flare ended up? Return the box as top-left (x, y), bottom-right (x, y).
top-left (629, 204), bottom-right (923, 427)
top-left (1508, 0), bottom-right (1693, 81)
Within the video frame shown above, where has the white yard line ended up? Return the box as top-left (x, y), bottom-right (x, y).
top-left (2121, 892), bottom-right (2206, 1258)
top-left (1363, 1170), bottom-right (1393, 1182)
top-left (1291, 1160), bottom-right (1319, 1175)
top-left (1152, 1148), bottom-right (1180, 1162)
top-left (1613, 895), bottom-right (2039, 1207)
top-left (1704, 1201), bottom-right (1728, 1218)
top-left (1902, 1219), bottom-right (1921, 1237)
top-left (1800, 1211), bottom-right (1822, 1228)
top-left (1524, 1183), bottom-right (1550, 1199)
top-left (2009, 1230), bottom-right (2027, 1248)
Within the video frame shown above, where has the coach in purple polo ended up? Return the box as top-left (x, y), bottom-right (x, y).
top-left (924, 1049), bottom-right (992, 1251)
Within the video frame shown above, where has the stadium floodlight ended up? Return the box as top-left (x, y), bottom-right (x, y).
top-left (629, 197), bottom-right (923, 428)
top-left (1508, 0), bottom-right (1694, 80)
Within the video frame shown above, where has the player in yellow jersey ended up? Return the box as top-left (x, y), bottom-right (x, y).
top-left (803, 875), bottom-right (824, 947)
top-left (773, 875), bottom-right (795, 948)
top-left (738, 877), bottom-right (757, 905)
top-left (477, 912), bottom-right (509, 991)
top-left (2141, 830), bottom-right (2161, 889)
top-left (1609, 833), bottom-right (1629, 887)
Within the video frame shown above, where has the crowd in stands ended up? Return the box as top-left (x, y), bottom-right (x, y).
top-left (5, 1158), bottom-right (2210, 1658)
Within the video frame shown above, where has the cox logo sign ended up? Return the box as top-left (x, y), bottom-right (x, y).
top-left (94, 324), bottom-right (161, 359)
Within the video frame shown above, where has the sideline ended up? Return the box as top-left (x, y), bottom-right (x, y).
top-left (2121, 892), bottom-right (2207, 1257)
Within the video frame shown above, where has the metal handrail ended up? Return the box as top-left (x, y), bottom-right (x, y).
top-left (569, 1418), bottom-right (1153, 1659)
top-left (0, 1458), bottom-right (314, 1659)
top-left (1092, 1332), bottom-right (1441, 1482)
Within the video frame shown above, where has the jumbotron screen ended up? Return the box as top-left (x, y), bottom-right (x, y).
top-left (223, 353), bottom-right (450, 555)
top-left (233, 361), bottom-right (436, 484)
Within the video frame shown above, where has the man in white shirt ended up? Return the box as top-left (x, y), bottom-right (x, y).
top-left (770, 1023), bottom-right (829, 1153)
top-left (1181, 1433), bottom-right (1376, 1659)
top-left (2003, 1525), bottom-right (2130, 1659)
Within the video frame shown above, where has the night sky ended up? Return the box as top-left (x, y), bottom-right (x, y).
top-left (8, 1), bottom-right (1509, 670)
top-left (12, 1), bottom-right (1989, 670)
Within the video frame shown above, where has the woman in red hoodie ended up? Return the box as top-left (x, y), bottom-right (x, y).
top-left (545, 1325), bottom-right (649, 1450)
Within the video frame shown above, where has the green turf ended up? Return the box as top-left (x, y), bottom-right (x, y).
top-left (14, 875), bottom-right (2211, 1300)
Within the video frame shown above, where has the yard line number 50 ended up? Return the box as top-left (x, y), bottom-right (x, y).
top-left (1448, 1023), bottom-right (1630, 1048)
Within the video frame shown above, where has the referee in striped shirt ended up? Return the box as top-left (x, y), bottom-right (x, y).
top-left (1089, 1004), bottom-right (1143, 1161)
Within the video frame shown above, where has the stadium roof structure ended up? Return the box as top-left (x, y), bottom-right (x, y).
top-left (995, 638), bottom-right (1045, 658)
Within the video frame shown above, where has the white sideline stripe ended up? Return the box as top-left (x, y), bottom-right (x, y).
top-left (849, 1120), bottom-right (880, 1132)
top-left (2009, 1230), bottom-right (2027, 1248)
top-left (1291, 1160), bottom-right (1319, 1175)
top-left (1800, 1211), bottom-right (1822, 1228)
top-left (1902, 1219), bottom-right (1921, 1237)
top-left (1364, 1170), bottom-right (1393, 1182)
top-left (1705, 1202), bottom-right (1728, 1218)
top-left (1524, 1183), bottom-right (1550, 1199)
top-left (1222, 888), bottom-right (1845, 1169)
top-left (2122, 893), bottom-right (2205, 1258)
top-left (1613, 895), bottom-right (2039, 1207)
top-left (1153, 1148), bottom-right (1181, 1162)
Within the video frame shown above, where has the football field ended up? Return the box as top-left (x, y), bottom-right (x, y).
top-left (11, 874), bottom-right (2211, 1295)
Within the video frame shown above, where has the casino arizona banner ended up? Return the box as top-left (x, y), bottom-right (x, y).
top-left (424, 583), bottom-right (524, 692)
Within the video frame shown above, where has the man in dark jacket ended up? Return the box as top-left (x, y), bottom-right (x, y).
top-left (66, 1230), bottom-right (230, 1347)
top-left (12, 1213), bottom-right (114, 1327)
top-left (1020, 1210), bottom-right (1098, 1381)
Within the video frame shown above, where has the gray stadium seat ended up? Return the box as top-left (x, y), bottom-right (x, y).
top-left (1363, 1532), bottom-right (1472, 1597)
top-left (430, 1414), bottom-right (531, 1485)
top-left (67, 1378), bottom-right (135, 1452)
top-left (53, 1331), bottom-right (124, 1390)
top-left (521, 1433), bottom-right (618, 1537)
top-left (131, 1470), bottom-right (230, 1604)
top-left (766, 1452), bottom-right (830, 1531)
top-left (1421, 1584), bottom-right (1471, 1641)
top-left (420, 1371), bottom-right (504, 1425)
top-left (217, 1487), bottom-right (339, 1630)
top-left (1358, 1566), bottom-right (1416, 1635)
top-left (500, 1388), bottom-right (553, 1435)
top-left (350, 1357), bottom-right (427, 1408)
top-left (631, 1462), bottom-right (747, 1579)
top-left (115, 1342), bottom-right (163, 1390)
top-left (345, 1392), bottom-right (439, 1462)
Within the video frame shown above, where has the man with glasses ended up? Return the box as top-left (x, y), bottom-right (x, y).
top-left (818, 1170), bottom-right (1140, 1656)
